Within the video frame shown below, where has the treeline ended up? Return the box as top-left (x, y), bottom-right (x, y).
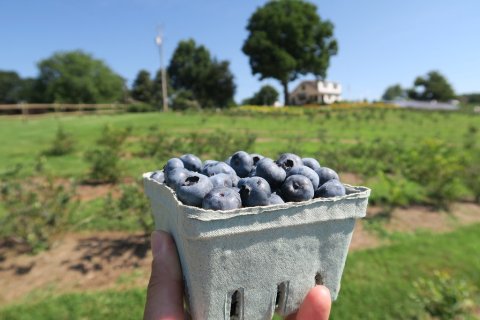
top-left (0, 40), bottom-right (237, 110)
top-left (1, 0), bottom-right (339, 109)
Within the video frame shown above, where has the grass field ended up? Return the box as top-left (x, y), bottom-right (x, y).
top-left (1, 224), bottom-right (479, 319)
top-left (1, 106), bottom-right (479, 319)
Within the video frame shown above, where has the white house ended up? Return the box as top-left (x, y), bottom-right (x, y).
top-left (290, 80), bottom-right (342, 105)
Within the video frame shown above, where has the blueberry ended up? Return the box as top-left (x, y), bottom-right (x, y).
top-left (276, 153), bottom-right (303, 171)
top-left (268, 193), bottom-right (285, 205)
top-left (164, 158), bottom-right (184, 173)
top-left (165, 167), bottom-right (190, 188)
top-left (280, 175), bottom-right (314, 202)
top-left (302, 158), bottom-right (321, 172)
top-left (180, 154), bottom-right (202, 172)
top-left (203, 160), bottom-right (218, 167)
top-left (238, 177), bottom-right (272, 207)
top-left (287, 165), bottom-right (320, 189)
top-left (202, 161), bottom-right (236, 178)
top-left (230, 151), bottom-right (254, 178)
top-left (250, 153), bottom-right (264, 166)
top-left (315, 179), bottom-right (346, 198)
top-left (209, 173), bottom-right (234, 188)
top-left (255, 157), bottom-right (286, 189)
top-left (202, 187), bottom-right (242, 211)
top-left (315, 167), bottom-right (340, 187)
top-left (150, 170), bottom-right (165, 183)
top-left (175, 173), bottom-right (213, 207)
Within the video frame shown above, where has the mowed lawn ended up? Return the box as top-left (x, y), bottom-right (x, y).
top-left (1, 224), bottom-right (479, 319)
top-left (0, 108), bottom-right (478, 179)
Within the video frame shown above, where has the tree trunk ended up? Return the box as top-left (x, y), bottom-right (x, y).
top-left (282, 81), bottom-right (289, 106)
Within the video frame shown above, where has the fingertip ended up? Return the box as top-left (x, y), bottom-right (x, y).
top-left (296, 285), bottom-right (331, 320)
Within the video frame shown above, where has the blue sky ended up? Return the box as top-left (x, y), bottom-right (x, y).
top-left (1, 0), bottom-right (479, 102)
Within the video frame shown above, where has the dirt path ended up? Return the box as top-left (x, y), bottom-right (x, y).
top-left (0, 203), bottom-right (479, 307)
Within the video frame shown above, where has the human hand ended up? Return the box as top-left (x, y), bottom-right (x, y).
top-left (144, 231), bottom-right (331, 320)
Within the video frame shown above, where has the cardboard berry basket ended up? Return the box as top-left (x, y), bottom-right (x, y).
top-left (143, 172), bottom-right (370, 320)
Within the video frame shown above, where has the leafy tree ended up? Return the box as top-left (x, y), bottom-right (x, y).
top-left (382, 84), bottom-right (405, 101)
top-left (243, 85), bottom-right (279, 105)
top-left (242, 0), bottom-right (338, 104)
top-left (36, 50), bottom-right (125, 103)
top-left (202, 59), bottom-right (236, 108)
top-left (168, 39), bottom-right (236, 108)
top-left (131, 70), bottom-right (153, 103)
top-left (0, 71), bottom-right (22, 103)
top-left (408, 71), bottom-right (455, 102)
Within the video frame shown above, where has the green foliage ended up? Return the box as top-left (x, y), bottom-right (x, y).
top-left (368, 172), bottom-right (425, 207)
top-left (382, 84), bottom-right (405, 101)
top-left (171, 89), bottom-right (200, 111)
top-left (168, 39), bottom-right (236, 108)
top-left (242, 84), bottom-right (279, 105)
top-left (242, 0), bottom-right (338, 103)
top-left (130, 70), bottom-right (153, 103)
top-left (411, 271), bottom-right (477, 319)
top-left (0, 70), bottom-right (22, 103)
top-left (137, 126), bottom-right (256, 161)
top-left (125, 103), bottom-right (155, 113)
top-left (36, 50), bottom-right (125, 103)
top-left (0, 160), bottom-right (78, 253)
top-left (84, 125), bottom-right (131, 183)
top-left (43, 126), bottom-right (75, 156)
top-left (408, 71), bottom-right (456, 102)
top-left (103, 181), bottom-right (153, 235)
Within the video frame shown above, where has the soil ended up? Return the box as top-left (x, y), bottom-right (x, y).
top-left (0, 202), bottom-right (479, 307)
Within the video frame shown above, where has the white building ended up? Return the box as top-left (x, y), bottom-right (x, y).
top-left (290, 80), bottom-right (342, 105)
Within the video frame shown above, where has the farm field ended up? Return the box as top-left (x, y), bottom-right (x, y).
top-left (1, 106), bottom-right (479, 319)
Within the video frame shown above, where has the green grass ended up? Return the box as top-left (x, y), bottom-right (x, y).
top-left (2, 224), bottom-right (479, 319)
top-left (1, 109), bottom-right (478, 178)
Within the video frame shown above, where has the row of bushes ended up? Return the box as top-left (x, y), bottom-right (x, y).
top-left (321, 137), bottom-right (480, 208)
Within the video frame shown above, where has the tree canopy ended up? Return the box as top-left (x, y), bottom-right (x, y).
top-left (408, 71), bottom-right (455, 102)
top-left (36, 50), bottom-right (125, 103)
top-left (242, 0), bottom-right (338, 104)
top-left (242, 85), bottom-right (279, 105)
top-left (382, 84), bottom-right (405, 101)
top-left (0, 71), bottom-right (22, 103)
top-left (131, 70), bottom-right (153, 103)
top-left (168, 39), bottom-right (235, 108)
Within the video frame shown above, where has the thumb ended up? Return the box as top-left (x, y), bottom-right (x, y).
top-left (286, 285), bottom-right (331, 320)
top-left (144, 231), bottom-right (185, 320)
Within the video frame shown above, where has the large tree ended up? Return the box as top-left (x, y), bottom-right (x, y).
top-left (243, 84), bottom-right (279, 105)
top-left (0, 71), bottom-right (22, 103)
top-left (168, 39), bottom-right (235, 108)
top-left (382, 84), bottom-right (405, 101)
top-left (242, 0), bottom-right (338, 104)
top-left (131, 70), bottom-right (153, 103)
top-left (408, 71), bottom-right (455, 102)
top-left (36, 50), bottom-right (125, 103)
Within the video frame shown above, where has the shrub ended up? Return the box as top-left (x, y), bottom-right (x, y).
top-left (125, 103), bottom-right (155, 113)
top-left (411, 271), bottom-right (477, 319)
top-left (0, 160), bottom-right (78, 253)
top-left (84, 124), bottom-right (131, 183)
top-left (43, 126), bottom-right (75, 156)
top-left (103, 181), bottom-right (153, 235)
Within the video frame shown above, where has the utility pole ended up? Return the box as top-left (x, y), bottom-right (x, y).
top-left (155, 28), bottom-right (168, 112)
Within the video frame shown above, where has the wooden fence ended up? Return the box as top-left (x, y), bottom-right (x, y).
top-left (0, 103), bottom-right (127, 117)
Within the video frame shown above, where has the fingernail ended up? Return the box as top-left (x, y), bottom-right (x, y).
top-left (151, 231), bottom-right (166, 259)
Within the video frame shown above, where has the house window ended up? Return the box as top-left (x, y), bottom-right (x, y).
top-left (301, 85), bottom-right (306, 91)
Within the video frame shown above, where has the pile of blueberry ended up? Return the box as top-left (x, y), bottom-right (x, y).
top-left (150, 152), bottom-right (346, 211)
